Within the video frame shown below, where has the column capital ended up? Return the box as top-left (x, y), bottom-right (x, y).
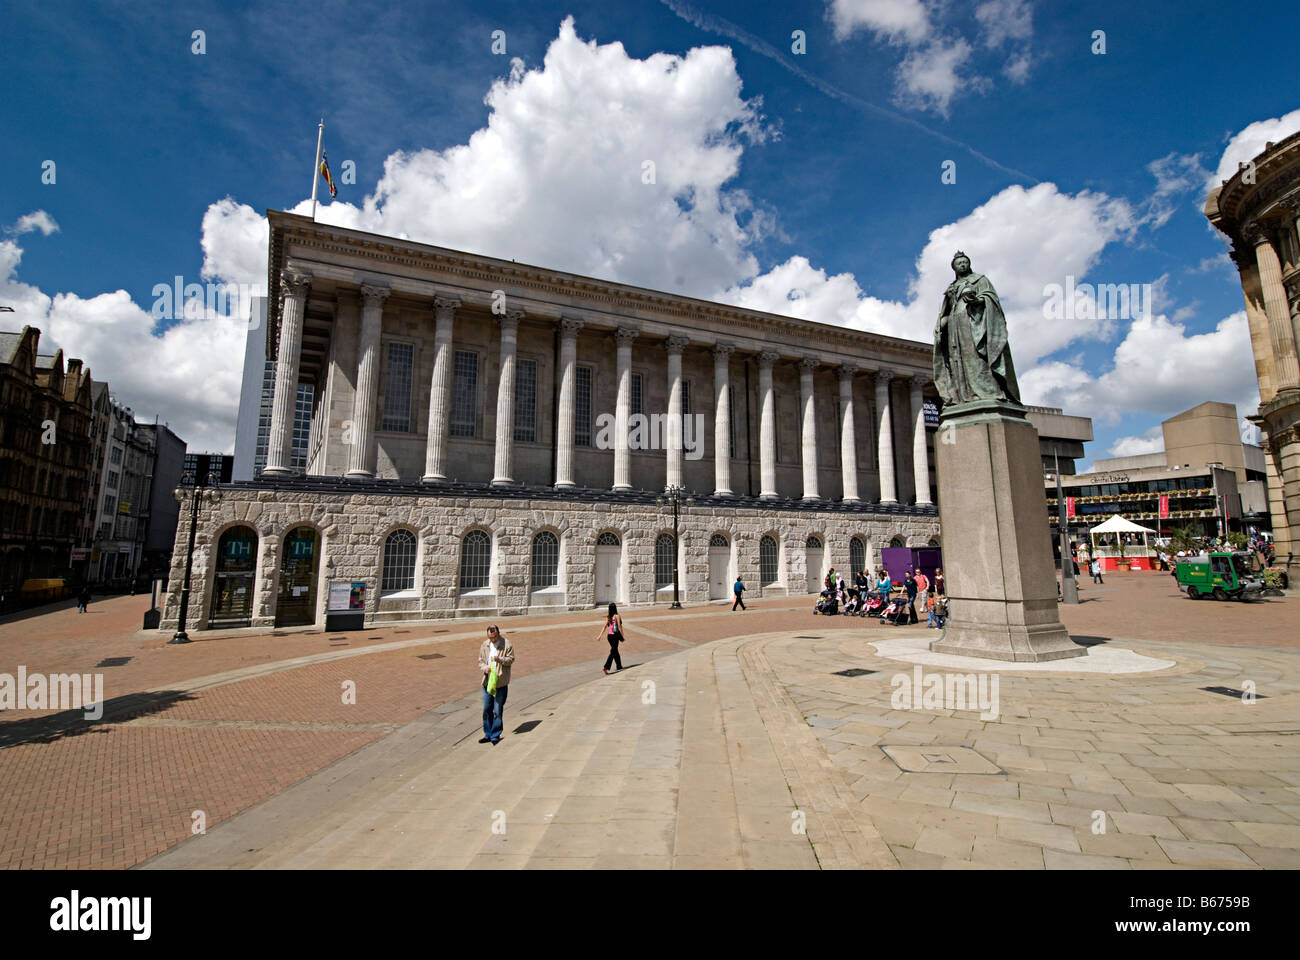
top-left (559, 316), bottom-right (584, 338)
top-left (499, 309), bottom-right (524, 333)
top-left (359, 282), bottom-right (390, 307)
top-left (1280, 194), bottom-right (1300, 216)
top-left (799, 355), bottom-right (819, 372)
top-left (872, 367), bottom-right (895, 386)
top-left (664, 333), bottom-right (690, 355)
top-left (1242, 220), bottom-right (1271, 248)
top-left (712, 341), bottom-right (736, 359)
top-left (433, 294), bottom-right (461, 316)
top-left (837, 363), bottom-right (859, 381)
top-left (614, 325), bottom-right (639, 347)
top-left (907, 372), bottom-right (931, 388)
top-left (757, 350), bottom-right (780, 369)
top-left (279, 268), bottom-right (311, 300)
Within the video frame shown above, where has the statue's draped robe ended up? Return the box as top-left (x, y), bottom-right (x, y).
top-left (933, 271), bottom-right (1021, 406)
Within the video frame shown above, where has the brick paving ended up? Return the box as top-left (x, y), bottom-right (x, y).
top-left (1, 575), bottom-right (1297, 869)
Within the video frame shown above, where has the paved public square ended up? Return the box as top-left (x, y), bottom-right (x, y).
top-left (2, 571), bottom-right (1298, 869)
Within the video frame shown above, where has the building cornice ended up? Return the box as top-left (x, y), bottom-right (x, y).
top-left (266, 210), bottom-right (932, 374)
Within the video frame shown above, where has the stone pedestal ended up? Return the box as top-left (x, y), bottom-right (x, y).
top-left (930, 401), bottom-right (1084, 662)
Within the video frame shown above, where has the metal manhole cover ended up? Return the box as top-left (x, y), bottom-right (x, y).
top-left (417, 653), bottom-right (445, 661)
top-left (1202, 686), bottom-right (1268, 700)
top-left (881, 745), bottom-right (1003, 774)
top-left (833, 668), bottom-right (876, 677)
top-left (95, 657), bottom-right (131, 667)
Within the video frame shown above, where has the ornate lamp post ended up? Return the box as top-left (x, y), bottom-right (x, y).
top-left (170, 469), bottom-right (219, 644)
top-left (656, 484), bottom-right (694, 609)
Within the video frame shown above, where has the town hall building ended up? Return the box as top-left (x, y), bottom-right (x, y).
top-left (162, 210), bottom-right (941, 630)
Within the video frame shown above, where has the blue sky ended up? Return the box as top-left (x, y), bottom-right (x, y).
top-left (2, 0), bottom-right (1298, 458)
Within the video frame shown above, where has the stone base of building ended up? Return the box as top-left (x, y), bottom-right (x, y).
top-left (160, 479), bottom-right (940, 634)
top-left (929, 407), bottom-right (1084, 663)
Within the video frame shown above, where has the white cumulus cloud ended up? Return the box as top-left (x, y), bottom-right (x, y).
top-left (1207, 107), bottom-right (1300, 192)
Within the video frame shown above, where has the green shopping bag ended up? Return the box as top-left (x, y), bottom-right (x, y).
top-left (486, 661), bottom-right (500, 696)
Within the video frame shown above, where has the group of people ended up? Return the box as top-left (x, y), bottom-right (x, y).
top-left (814, 566), bottom-right (948, 628)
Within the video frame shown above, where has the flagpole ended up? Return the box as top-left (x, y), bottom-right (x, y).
top-left (311, 118), bottom-right (324, 221)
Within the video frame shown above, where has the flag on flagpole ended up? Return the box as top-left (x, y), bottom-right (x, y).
top-left (319, 150), bottom-right (338, 199)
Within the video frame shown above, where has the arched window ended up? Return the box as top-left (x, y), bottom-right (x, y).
top-left (459, 530), bottom-right (491, 592)
top-left (889, 536), bottom-right (906, 548)
top-left (710, 534), bottom-right (729, 548)
top-left (381, 529), bottom-right (417, 592)
top-left (597, 531), bottom-right (621, 547)
top-left (760, 535), bottom-right (778, 586)
top-left (531, 532), bottom-right (559, 590)
top-left (655, 534), bottom-right (676, 588)
top-left (850, 536), bottom-right (866, 574)
top-left (806, 536), bottom-right (822, 548)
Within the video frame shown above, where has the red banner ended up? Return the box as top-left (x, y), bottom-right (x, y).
top-left (1158, 495), bottom-right (1169, 519)
top-left (1065, 497), bottom-right (1075, 518)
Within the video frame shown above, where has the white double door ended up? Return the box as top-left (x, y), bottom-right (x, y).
top-left (708, 546), bottom-right (730, 600)
top-left (595, 545), bottom-right (621, 604)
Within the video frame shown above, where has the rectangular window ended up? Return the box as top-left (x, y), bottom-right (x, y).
top-left (451, 350), bottom-right (478, 437)
top-left (514, 358), bottom-right (537, 443)
top-left (680, 380), bottom-right (692, 416)
top-left (631, 373), bottom-right (643, 417)
top-left (575, 366), bottom-right (593, 447)
top-left (110, 447), bottom-right (122, 465)
top-left (103, 495), bottom-right (115, 515)
top-left (381, 342), bottom-right (414, 432)
top-left (728, 384), bottom-right (737, 460)
top-left (292, 383), bottom-right (314, 469)
top-left (107, 470), bottom-right (119, 489)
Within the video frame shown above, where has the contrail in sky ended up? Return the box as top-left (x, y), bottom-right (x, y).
top-left (658, 0), bottom-right (1040, 185)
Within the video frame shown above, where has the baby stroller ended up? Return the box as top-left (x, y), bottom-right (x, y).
top-left (813, 588), bottom-right (839, 615)
top-left (842, 590), bottom-right (862, 616)
top-left (881, 597), bottom-right (910, 625)
top-left (864, 594), bottom-right (886, 617)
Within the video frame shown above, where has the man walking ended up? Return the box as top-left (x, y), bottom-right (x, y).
top-left (732, 575), bottom-right (746, 611)
top-left (904, 571), bottom-right (919, 624)
top-left (478, 624), bottom-right (515, 745)
top-left (1090, 557), bottom-right (1104, 584)
top-left (77, 586), bottom-right (91, 614)
top-left (914, 568), bottom-right (929, 615)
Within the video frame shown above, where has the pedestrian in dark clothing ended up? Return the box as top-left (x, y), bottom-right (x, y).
top-left (732, 576), bottom-right (746, 611)
top-left (77, 587), bottom-right (91, 614)
top-left (904, 571), bottom-right (918, 624)
top-left (933, 569), bottom-right (945, 596)
top-left (597, 603), bottom-right (625, 674)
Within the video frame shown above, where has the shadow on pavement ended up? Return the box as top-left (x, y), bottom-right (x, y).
top-left (0, 689), bottom-right (198, 749)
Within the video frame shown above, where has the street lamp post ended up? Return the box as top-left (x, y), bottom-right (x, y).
top-left (170, 470), bottom-right (218, 644)
top-left (1053, 451), bottom-right (1078, 604)
top-left (657, 484), bottom-right (694, 609)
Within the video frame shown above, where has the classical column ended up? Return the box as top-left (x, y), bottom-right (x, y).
top-left (1245, 220), bottom-right (1300, 392)
top-left (665, 334), bottom-right (689, 489)
top-left (422, 295), bottom-right (460, 482)
top-left (264, 269), bottom-right (310, 476)
top-left (346, 282), bottom-right (389, 478)
top-left (875, 370), bottom-right (897, 503)
top-left (799, 356), bottom-right (820, 500)
top-left (910, 375), bottom-right (932, 505)
top-left (491, 309), bottom-right (522, 485)
top-left (712, 343), bottom-right (735, 496)
top-left (838, 365), bottom-right (859, 502)
top-left (554, 317), bottom-right (583, 488)
top-left (758, 351), bottom-right (779, 498)
top-left (613, 326), bottom-right (638, 491)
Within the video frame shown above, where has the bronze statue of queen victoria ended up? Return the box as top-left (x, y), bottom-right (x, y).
top-left (933, 251), bottom-right (1022, 408)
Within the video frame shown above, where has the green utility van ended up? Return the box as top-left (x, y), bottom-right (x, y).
top-left (1175, 552), bottom-right (1263, 601)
